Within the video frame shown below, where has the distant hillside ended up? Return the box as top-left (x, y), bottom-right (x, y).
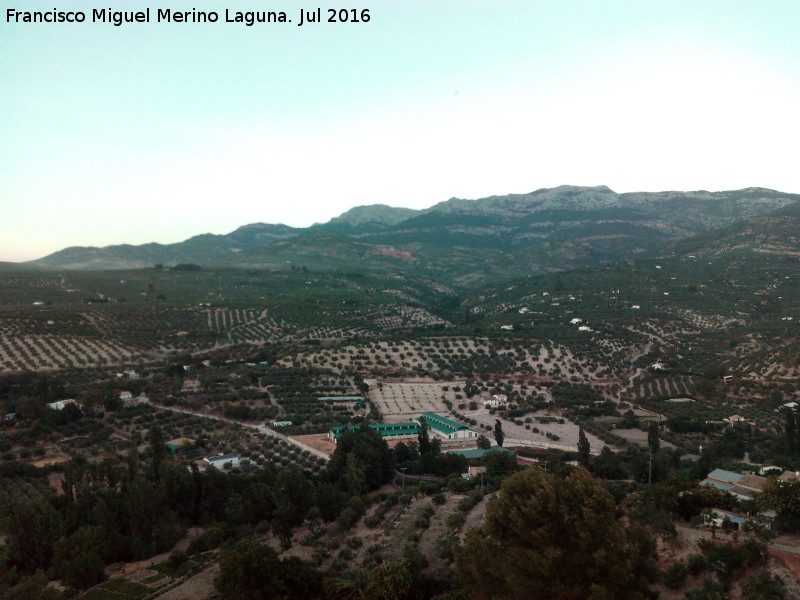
top-left (322, 204), bottom-right (421, 230)
top-left (667, 201), bottom-right (800, 257)
top-left (31, 223), bottom-right (300, 270)
top-left (28, 186), bottom-right (800, 285)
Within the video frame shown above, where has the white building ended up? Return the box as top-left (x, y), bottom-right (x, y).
top-left (204, 454), bottom-right (240, 469)
top-left (485, 394), bottom-right (508, 408)
top-left (47, 399), bottom-right (77, 411)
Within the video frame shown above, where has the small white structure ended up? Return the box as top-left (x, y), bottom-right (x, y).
top-left (485, 394), bottom-right (508, 408)
top-left (47, 399), bottom-right (76, 411)
top-left (462, 466), bottom-right (487, 480)
top-left (204, 454), bottom-right (240, 469)
top-left (724, 414), bottom-right (755, 426)
top-left (119, 391), bottom-right (133, 400)
top-left (650, 362), bottom-right (666, 371)
top-left (759, 466), bottom-right (782, 476)
top-left (182, 379), bottom-right (201, 392)
top-left (272, 421), bottom-right (293, 427)
top-left (631, 305), bottom-right (641, 310)
top-left (500, 325), bottom-right (514, 331)
top-left (570, 318), bottom-right (583, 324)
top-left (578, 325), bottom-right (593, 332)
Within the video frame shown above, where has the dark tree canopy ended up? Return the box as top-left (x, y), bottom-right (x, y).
top-left (493, 419), bottom-right (504, 447)
top-left (327, 425), bottom-right (394, 494)
top-left (577, 427), bottom-right (590, 467)
top-left (456, 466), bottom-right (657, 600)
top-left (215, 537), bottom-right (321, 600)
top-left (647, 421), bottom-right (661, 456)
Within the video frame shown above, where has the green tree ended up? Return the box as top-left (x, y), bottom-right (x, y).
top-left (148, 425), bottom-right (167, 481)
top-left (215, 538), bottom-right (289, 600)
top-left (456, 467), bottom-right (657, 600)
top-left (593, 446), bottom-right (625, 479)
top-left (476, 435), bottom-right (491, 450)
top-left (4, 571), bottom-right (62, 600)
top-left (272, 467), bottom-right (314, 542)
top-left (759, 478), bottom-right (800, 532)
top-left (417, 416), bottom-right (431, 457)
top-left (742, 572), bottom-right (786, 600)
top-left (493, 419), bottom-right (504, 448)
top-left (53, 526), bottom-right (108, 589)
top-left (5, 499), bottom-right (62, 573)
top-left (577, 428), bottom-right (590, 467)
top-left (327, 426), bottom-right (394, 493)
top-left (364, 559), bottom-right (414, 600)
top-left (647, 421), bottom-right (660, 456)
top-left (785, 408), bottom-right (797, 456)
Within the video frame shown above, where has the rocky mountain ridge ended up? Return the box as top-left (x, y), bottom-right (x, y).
top-left (27, 186), bottom-right (800, 286)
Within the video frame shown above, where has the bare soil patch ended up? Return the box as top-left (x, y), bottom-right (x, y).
top-left (290, 433), bottom-right (336, 457)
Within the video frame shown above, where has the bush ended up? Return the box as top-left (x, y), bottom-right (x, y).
top-left (686, 553), bottom-right (706, 576)
top-left (363, 515), bottom-right (381, 528)
top-left (347, 537), bottom-right (363, 549)
top-left (457, 493), bottom-right (482, 513)
top-left (432, 493), bottom-right (447, 506)
top-left (662, 560), bottom-right (688, 590)
top-left (446, 513), bottom-right (465, 530)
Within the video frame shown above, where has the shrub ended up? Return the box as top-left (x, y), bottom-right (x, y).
top-left (446, 513), bottom-right (465, 530)
top-left (347, 537), bottom-right (363, 549)
top-left (662, 560), bottom-right (688, 590)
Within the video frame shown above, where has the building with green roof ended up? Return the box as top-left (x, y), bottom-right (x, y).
top-left (329, 422), bottom-right (419, 442)
top-left (417, 412), bottom-right (477, 440)
top-left (446, 446), bottom-right (514, 460)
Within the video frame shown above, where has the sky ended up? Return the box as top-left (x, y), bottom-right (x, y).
top-left (2, 1), bottom-right (800, 262)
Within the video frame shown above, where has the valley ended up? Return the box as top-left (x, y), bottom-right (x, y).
top-left (1, 192), bottom-right (799, 599)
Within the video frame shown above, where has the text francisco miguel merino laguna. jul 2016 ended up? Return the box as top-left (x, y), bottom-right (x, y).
top-left (5, 7), bottom-right (372, 27)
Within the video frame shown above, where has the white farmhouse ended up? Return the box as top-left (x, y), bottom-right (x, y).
top-left (204, 454), bottom-right (240, 469)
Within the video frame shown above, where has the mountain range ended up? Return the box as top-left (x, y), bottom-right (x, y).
top-left (26, 185), bottom-right (800, 287)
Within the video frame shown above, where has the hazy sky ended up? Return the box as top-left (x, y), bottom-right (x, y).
top-left (2, 1), bottom-right (800, 261)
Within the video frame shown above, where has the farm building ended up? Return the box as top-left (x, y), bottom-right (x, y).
top-left (462, 466), bottom-right (487, 480)
top-left (182, 379), bottom-right (201, 392)
top-left (317, 396), bottom-right (365, 408)
top-left (329, 422), bottom-right (420, 442)
top-left (165, 437), bottom-right (194, 453)
top-left (485, 394), bottom-right (508, 408)
top-left (47, 399), bottom-right (77, 411)
top-left (700, 468), bottom-right (766, 501)
top-left (724, 414), bottom-right (755, 426)
top-left (417, 412), bottom-right (477, 440)
top-left (447, 446), bottom-right (514, 460)
top-left (204, 454), bottom-right (240, 469)
top-left (705, 509), bottom-right (747, 529)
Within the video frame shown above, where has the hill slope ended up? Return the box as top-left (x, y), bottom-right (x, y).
top-left (27, 186), bottom-right (800, 286)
